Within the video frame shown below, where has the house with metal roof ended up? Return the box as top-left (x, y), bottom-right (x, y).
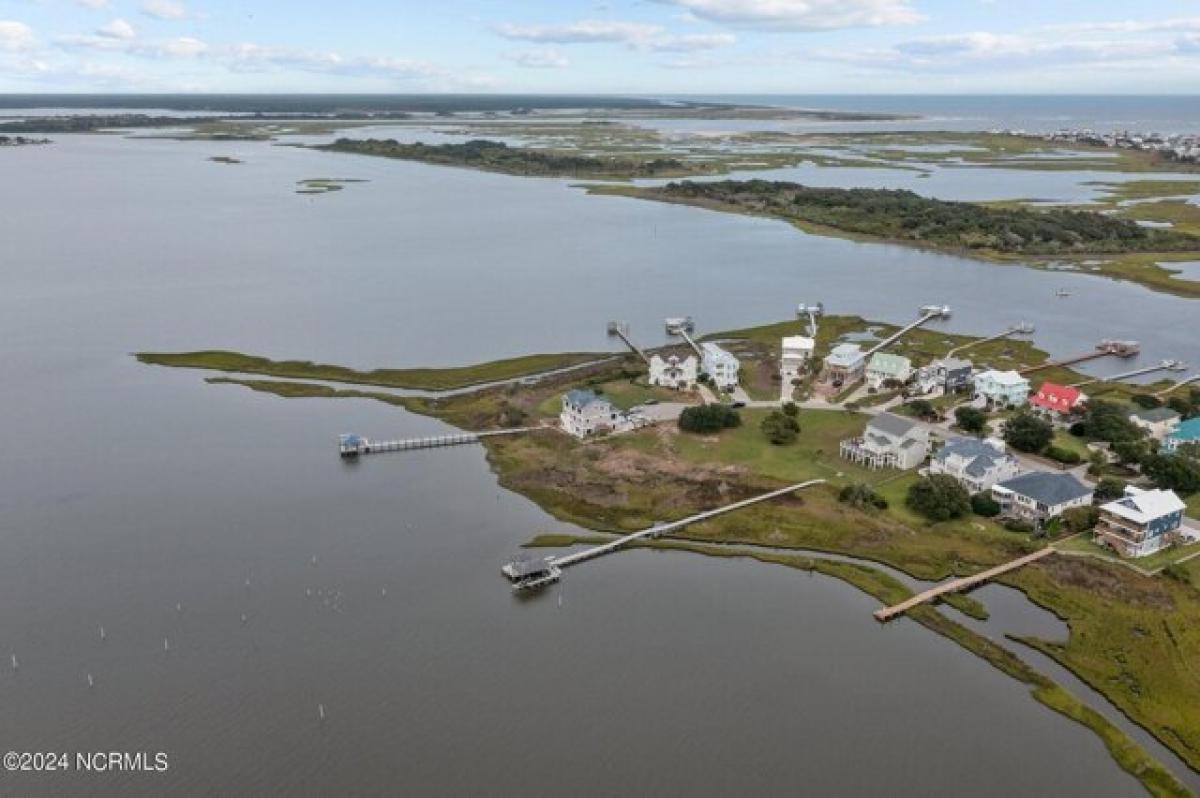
top-left (927, 436), bottom-right (1020, 494)
top-left (991, 472), bottom-right (1093, 524)
top-left (823, 343), bottom-right (866, 386)
top-left (560, 389), bottom-right (632, 439)
top-left (648, 353), bottom-right (698, 390)
top-left (915, 356), bottom-right (973, 395)
top-left (780, 335), bottom-right (815, 384)
top-left (839, 412), bottom-right (930, 470)
top-left (700, 342), bottom-right (740, 391)
top-left (1029, 382), bottom-right (1086, 417)
top-left (973, 369), bottom-right (1031, 408)
top-left (1094, 486), bottom-right (1187, 558)
top-left (1129, 406), bottom-right (1182, 440)
top-left (865, 352), bottom-right (913, 391)
top-left (1165, 417), bottom-right (1200, 453)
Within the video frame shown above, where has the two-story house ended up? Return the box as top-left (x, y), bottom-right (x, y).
top-left (1094, 486), bottom-right (1187, 558)
top-left (648, 353), bottom-right (698, 390)
top-left (780, 335), bottom-right (815, 384)
top-left (560, 389), bottom-right (631, 439)
top-left (1029, 382), bottom-right (1086, 418)
top-left (927, 436), bottom-right (1021, 494)
top-left (991, 472), bottom-right (1093, 524)
top-left (823, 343), bottom-right (866, 386)
top-left (839, 412), bottom-right (930, 470)
top-left (973, 369), bottom-right (1031, 408)
top-left (1129, 407), bottom-right (1181, 441)
top-left (701, 343), bottom-right (740, 391)
top-left (865, 352), bottom-right (913, 391)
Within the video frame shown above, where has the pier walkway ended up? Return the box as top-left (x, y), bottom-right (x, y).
top-left (863, 305), bottom-right (951, 358)
top-left (873, 547), bottom-right (1054, 622)
top-left (339, 426), bottom-right (545, 456)
top-left (549, 480), bottom-right (825, 570)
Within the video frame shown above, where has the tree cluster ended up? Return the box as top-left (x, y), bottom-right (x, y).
top-left (678, 404), bottom-right (742, 434)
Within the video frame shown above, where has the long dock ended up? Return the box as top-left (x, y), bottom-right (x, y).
top-left (1018, 340), bottom-right (1139, 376)
top-left (339, 426), bottom-right (544, 456)
top-left (606, 322), bottom-right (650, 365)
top-left (946, 322), bottom-right (1034, 358)
top-left (548, 479), bottom-right (825, 570)
top-left (677, 328), bottom-right (706, 360)
top-left (863, 305), bottom-right (951, 358)
top-left (873, 547), bottom-right (1054, 622)
top-left (1156, 373), bottom-right (1200, 398)
top-left (1071, 360), bottom-right (1186, 389)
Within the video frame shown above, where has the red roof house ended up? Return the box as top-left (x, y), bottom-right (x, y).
top-left (1029, 382), bottom-right (1085, 415)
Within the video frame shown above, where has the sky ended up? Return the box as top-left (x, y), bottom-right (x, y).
top-left (1, 0), bottom-right (1199, 93)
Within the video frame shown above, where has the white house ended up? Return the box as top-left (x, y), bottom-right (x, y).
top-left (991, 472), bottom-right (1093, 524)
top-left (839, 412), bottom-right (930, 470)
top-left (701, 343), bottom-right (740, 391)
top-left (973, 369), bottom-right (1031, 408)
top-left (1129, 407), bottom-right (1181, 441)
top-left (780, 335), bottom-right (815, 383)
top-left (927, 436), bottom-right (1020, 494)
top-left (560, 389), bottom-right (632, 439)
top-left (648, 353), bottom-right (698, 390)
top-left (1095, 486), bottom-right (1188, 558)
top-left (823, 343), bottom-right (866, 386)
top-left (865, 352), bottom-right (913, 391)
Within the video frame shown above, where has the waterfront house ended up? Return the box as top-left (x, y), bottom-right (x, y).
top-left (914, 356), bottom-right (973, 395)
top-left (560, 389), bottom-right (631, 439)
top-left (700, 343), bottom-right (740, 391)
top-left (1029, 382), bottom-right (1086, 417)
top-left (865, 352), bottom-right (913, 391)
top-left (823, 343), bottom-right (866, 386)
top-left (1129, 406), bottom-right (1181, 441)
top-left (973, 369), bottom-right (1031, 408)
top-left (1094, 486), bottom-right (1187, 558)
top-left (991, 472), bottom-right (1093, 524)
top-left (839, 412), bottom-right (930, 470)
top-left (927, 436), bottom-right (1020, 494)
top-left (780, 335), bottom-right (815, 383)
top-left (1165, 417), bottom-right (1200, 454)
top-left (648, 353), bottom-right (698, 390)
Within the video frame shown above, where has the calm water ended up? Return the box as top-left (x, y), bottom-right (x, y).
top-left (2, 130), bottom-right (1195, 795)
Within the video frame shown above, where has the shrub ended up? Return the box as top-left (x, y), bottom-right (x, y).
top-left (954, 405), bottom-right (988, 434)
top-left (838, 483), bottom-right (888, 511)
top-left (1163, 563), bottom-right (1192, 585)
top-left (760, 411), bottom-right (800, 445)
top-left (970, 493), bottom-right (1001, 517)
top-left (1003, 412), bottom-right (1054, 453)
top-left (1094, 477), bottom-right (1127, 500)
top-left (678, 404), bottom-right (741, 434)
top-left (904, 399), bottom-right (937, 421)
top-left (1130, 393), bottom-right (1162, 409)
top-left (1142, 453), bottom-right (1200, 495)
top-left (1003, 518), bottom-right (1035, 534)
top-left (906, 475), bottom-right (971, 522)
top-left (781, 401), bottom-right (799, 417)
top-left (1062, 505), bottom-right (1100, 533)
top-left (1044, 444), bottom-right (1082, 465)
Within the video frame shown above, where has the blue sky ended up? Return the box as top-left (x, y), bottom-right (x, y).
top-left (1, 0), bottom-right (1199, 93)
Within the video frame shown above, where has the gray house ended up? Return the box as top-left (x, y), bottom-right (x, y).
top-left (991, 472), bottom-right (1093, 524)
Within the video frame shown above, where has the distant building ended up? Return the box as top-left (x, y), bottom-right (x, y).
top-left (823, 343), bottom-right (866, 386)
top-left (865, 352), bottom-right (913, 391)
top-left (915, 357), bottom-right (973, 395)
top-left (1095, 486), bottom-right (1187, 558)
top-left (1029, 382), bottom-right (1086, 417)
top-left (1165, 418), bottom-right (1200, 454)
top-left (928, 436), bottom-right (1020, 494)
top-left (1129, 406), bottom-right (1181, 441)
top-left (648, 353), bottom-right (698, 390)
top-left (991, 472), bottom-right (1093, 524)
top-left (973, 369), bottom-right (1031, 408)
top-left (839, 412), bottom-right (930, 470)
top-left (780, 335), bottom-right (815, 384)
top-left (560, 389), bottom-right (631, 439)
top-left (701, 343), bottom-right (740, 391)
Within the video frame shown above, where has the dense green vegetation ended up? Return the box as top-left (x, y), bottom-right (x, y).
top-left (1003, 412), bottom-right (1055, 453)
top-left (642, 179), bottom-right (1200, 255)
top-left (320, 138), bottom-right (706, 178)
top-left (0, 135), bottom-right (50, 146)
top-left (759, 410), bottom-right (800, 444)
top-left (135, 349), bottom-right (604, 391)
top-left (678, 404), bottom-right (741, 433)
top-left (906, 474), bottom-right (972, 521)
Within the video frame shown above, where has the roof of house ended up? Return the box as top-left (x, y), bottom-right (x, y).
top-left (506, 553), bottom-right (554, 578)
top-left (937, 357), bottom-right (973, 372)
top-left (825, 343), bottom-right (864, 367)
top-left (1102, 487), bottom-right (1186, 524)
top-left (995, 472), bottom-right (1093, 506)
top-left (976, 369), bottom-right (1029, 388)
top-left (782, 335), bottom-right (815, 350)
top-left (565, 389), bottom-right (603, 408)
top-left (867, 352), bottom-right (912, 375)
top-left (869, 412), bottom-right (920, 438)
top-left (1030, 382), bottom-right (1084, 411)
top-left (935, 436), bottom-right (1012, 477)
top-left (1169, 418), bottom-right (1200, 442)
top-left (1131, 406), bottom-right (1181, 423)
top-left (701, 342), bottom-right (739, 365)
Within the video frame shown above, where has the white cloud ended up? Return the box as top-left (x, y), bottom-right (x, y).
top-left (503, 48), bottom-right (569, 69)
top-left (76, 0), bottom-right (112, 8)
top-left (495, 20), bottom-right (662, 45)
top-left (96, 18), bottom-right (135, 40)
top-left (1047, 17), bottom-right (1200, 35)
top-left (140, 0), bottom-right (187, 20)
top-left (650, 0), bottom-right (922, 31)
top-left (495, 19), bottom-right (734, 51)
top-left (0, 20), bottom-right (35, 52)
top-left (138, 35), bottom-right (206, 57)
top-left (222, 43), bottom-right (441, 80)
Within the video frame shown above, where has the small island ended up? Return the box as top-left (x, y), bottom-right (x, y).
top-left (0, 135), bottom-right (50, 147)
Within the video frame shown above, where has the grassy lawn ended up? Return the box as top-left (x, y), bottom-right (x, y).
top-left (1055, 534), bottom-right (1200, 573)
top-left (1186, 493), bottom-right (1200, 521)
top-left (1051, 430), bottom-right (1092, 459)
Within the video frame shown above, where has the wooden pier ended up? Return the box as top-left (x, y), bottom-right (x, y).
top-left (606, 321), bottom-right (650, 365)
top-left (863, 304), bottom-right (952, 358)
top-left (1157, 373), bottom-right (1200, 398)
top-left (1071, 360), bottom-right (1186, 388)
top-left (676, 328), bottom-right (706, 360)
top-left (339, 426), bottom-right (544, 457)
top-left (873, 547), bottom-right (1054, 622)
top-left (946, 322), bottom-right (1034, 358)
top-left (1019, 340), bottom-right (1139, 376)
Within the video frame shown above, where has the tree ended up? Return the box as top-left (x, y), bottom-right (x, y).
top-left (954, 405), bottom-right (987, 434)
top-left (838, 483), bottom-right (888, 511)
top-left (1003, 412), bottom-right (1054, 453)
top-left (1130, 393), bottom-right (1161, 409)
top-left (971, 493), bottom-right (1001, 517)
top-left (1062, 506), bottom-right (1100, 533)
top-left (760, 410), bottom-right (800, 445)
top-left (1112, 439), bottom-right (1152, 467)
top-left (904, 399), bottom-right (937, 421)
top-left (1094, 477), bottom-right (1128, 500)
top-left (678, 404), bottom-right (741, 434)
top-left (1142, 454), bottom-right (1200, 495)
top-left (1081, 400), bottom-right (1144, 443)
top-left (906, 475), bottom-right (971, 522)
top-left (781, 401), bottom-right (799, 417)
top-left (1044, 445), bottom-right (1082, 465)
